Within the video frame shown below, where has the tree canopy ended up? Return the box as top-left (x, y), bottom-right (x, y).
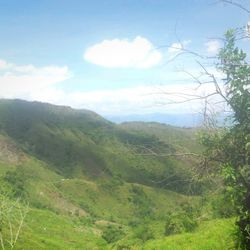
top-left (202, 29), bottom-right (250, 249)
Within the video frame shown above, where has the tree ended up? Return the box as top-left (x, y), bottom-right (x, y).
top-left (201, 29), bottom-right (250, 249)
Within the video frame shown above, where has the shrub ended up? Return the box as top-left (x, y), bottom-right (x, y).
top-left (134, 225), bottom-right (155, 242)
top-left (165, 212), bottom-right (197, 236)
top-left (3, 169), bottom-right (28, 199)
top-left (102, 225), bottom-right (125, 243)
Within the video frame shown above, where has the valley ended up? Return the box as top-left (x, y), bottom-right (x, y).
top-left (0, 100), bottom-right (236, 249)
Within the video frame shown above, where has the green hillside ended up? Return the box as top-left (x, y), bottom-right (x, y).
top-left (0, 99), bottom-right (236, 249)
top-left (0, 99), bottom-right (202, 194)
top-left (119, 122), bottom-right (201, 153)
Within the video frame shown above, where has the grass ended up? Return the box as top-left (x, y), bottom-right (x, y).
top-left (16, 209), bottom-right (108, 250)
top-left (0, 100), bottom-right (238, 249)
top-left (5, 207), bottom-right (237, 250)
top-left (143, 218), bottom-right (237, 250)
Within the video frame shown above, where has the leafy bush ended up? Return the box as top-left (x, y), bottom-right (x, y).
top-left (129, 185), bottom-right (153, 218)
top-left (3, 169), bottom-right (28, 199)
top-left (134, 225), bottom-right (155, 242)
top-left (211, 193), bottom-right (236, 218)
top-left (102, 225), bottom-right (125, 243)
top-left (165, 212), bottom-right (198, 236)
top-left (164, 201), bottom-right (200, 235)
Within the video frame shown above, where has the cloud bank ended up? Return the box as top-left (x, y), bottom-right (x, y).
top-left (0, 58), bottom-right (225, 116)
top-left (0, 59), bottom-right (71, 99)
top-left (84, 36), bottom-right (162, 68)
top-left (30, 81), bottom-right (225, 116)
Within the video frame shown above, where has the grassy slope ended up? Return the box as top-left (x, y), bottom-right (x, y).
top-left (17, 209), bottom-right (108, 250)
top-left (143, 218), bottom-right (237, 250)
top-left (0, 133), bottom-right (199, 249)
top-left (0, 100), bottom-right (236, 249)
top-left (0, 99), bottom-right (201, 194)
top-left (0, 148), bottom-right (202, 250)
top-left (119, 122), bottom-right (201, 153)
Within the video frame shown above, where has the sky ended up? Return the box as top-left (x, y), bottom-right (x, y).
top-left (0, 0), bottom-right (249, 116)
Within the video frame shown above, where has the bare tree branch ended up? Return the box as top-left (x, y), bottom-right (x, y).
top-left (218, 0), bottom-right (250, 13)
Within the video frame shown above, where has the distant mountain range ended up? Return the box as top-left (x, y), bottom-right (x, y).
top-left (105, 111), bottom-right (231, 127)
top-left (105, 113), bottom-right (203, 127)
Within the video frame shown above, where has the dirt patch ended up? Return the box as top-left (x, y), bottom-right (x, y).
top-left (45, 189), bottom-right (88, 217)
top-left (0, 136), bottom-right (24, 164)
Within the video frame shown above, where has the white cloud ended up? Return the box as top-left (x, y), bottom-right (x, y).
top-left (168, 42), bottom-right (183, 54)
top-left (83, 36), bottom-right (162, 68)
top-left (0, 58), bottom-right (226, 117)
top-left (205, 40), bottom-right (221, 55)
top-left (0, 59), bottom-right (13, 70)
top-left (0, 59), bottom-right (71, 99)
top-left (31, 82), bottom-right (225, 116)
top-left (168, 40), bottom-right (191, 55)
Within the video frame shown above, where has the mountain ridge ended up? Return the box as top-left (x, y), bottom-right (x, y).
top-left (0, 99), bottom-right (202, 192)
top-left (0, 98), bottom-right (231, 249)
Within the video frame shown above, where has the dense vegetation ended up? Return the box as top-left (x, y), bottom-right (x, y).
top-left (200, 30), bottom-right (250, 249)
top-left (0, 99), bottom-right (237, 249)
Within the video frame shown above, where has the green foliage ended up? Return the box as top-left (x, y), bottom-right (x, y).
top-left (164, 203), bottom-right (198, 236)
top-left (165, 213), bottom-right (197, 236)
top-left (0, 99), bottom-right (202, 195)
top-left (0, 100), bottom-right (238, 249)
top-left (218, 30), bottom-right (250, 248)
top-left (210, 193), bottom-right (236, 218)
top-left (200, 29), bottom-right (250, 248)
top-left (3, 168), bottom-right (28, 199)
top-left (129, 185), bottom-right (153, 218)
top-left (102, 225), bottom-right (125, 243)
top-left (134, 224), bottom-right (155, 242)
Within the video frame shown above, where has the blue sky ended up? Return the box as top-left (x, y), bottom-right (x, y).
top-left (0, 0), bottom-right (249, 115)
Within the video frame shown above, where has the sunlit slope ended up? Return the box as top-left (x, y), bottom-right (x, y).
top-left (0, 133), bottom-right (200, 250)
top-left (142, 218), bottom-right (236, 250)
top-left (0, 135), bottom-right (196, 225)
top-left (119, 121), bottom-right (201, 153)
top-left (0, 99), bottom-right (201, 194)
top-left (0, 100), bottom-right (236, 249)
